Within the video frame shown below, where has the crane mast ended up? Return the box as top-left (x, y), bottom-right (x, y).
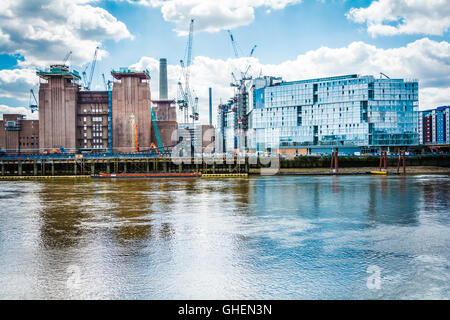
top-left (29, 89), bottom-right (38, 113)
top-left (86, 46), bottom-right (99, 91)
top-left (228, 30), bottom-right (240, 59)
top-left (63, 51), bottom-right (72, 65)
top-left (177, 19), bottom-right (198, 124)
top-left (102, 73), bottom-right (111, 91)
top-left (82, 64), bottom-right (89, 89)
top-left (227, 30), bottom-right (257, 134)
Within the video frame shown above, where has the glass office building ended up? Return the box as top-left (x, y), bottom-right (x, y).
top-left (248, 74), bottom-right (419, 154)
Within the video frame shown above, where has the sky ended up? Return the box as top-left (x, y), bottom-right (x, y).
top-left (0, 0), bottom-right (449, 123)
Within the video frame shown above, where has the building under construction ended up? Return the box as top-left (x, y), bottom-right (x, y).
top-left (1, 19), bottom-right (215, 156)
top-left (0, 59), bottom-right (185, 155)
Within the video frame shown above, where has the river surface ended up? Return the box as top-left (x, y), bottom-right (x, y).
top-left (0, 175), bottom-right (449, 299)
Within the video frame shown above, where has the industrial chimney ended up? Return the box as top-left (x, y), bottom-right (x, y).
top-left (154, 58), bottom-right (176, 122)
top-left (159, 58), bottom-right (168, 100)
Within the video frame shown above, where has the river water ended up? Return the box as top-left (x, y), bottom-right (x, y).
top-left (0, 175), bottom-right (449, 299)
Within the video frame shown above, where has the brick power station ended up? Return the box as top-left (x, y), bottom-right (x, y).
top-left (0, 59), bottom-right (180, 154)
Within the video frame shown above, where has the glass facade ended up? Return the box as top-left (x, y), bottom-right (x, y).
top-left (248, 74), bottom-right (419, 151)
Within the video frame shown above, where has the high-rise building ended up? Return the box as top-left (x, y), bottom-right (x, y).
top-left (247, 74), bottom-right (419, 155)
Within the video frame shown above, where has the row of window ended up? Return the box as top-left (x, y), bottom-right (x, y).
top-left (83, 108), bottom-right (104, 113)
top-left (82, 117), bottom-right (104, 122)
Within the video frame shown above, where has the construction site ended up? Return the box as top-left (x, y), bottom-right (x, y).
top-left (5, 21), bottom-right (222, 159)
top-left (0, 19), bottom-right (250, 177)
top-left (0, 57), bottom-right (202, 154)
top-left (1, 19), bottom-right (448, 177)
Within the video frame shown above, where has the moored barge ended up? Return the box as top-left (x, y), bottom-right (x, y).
top-left (92, 172), bottom-right (202, 179)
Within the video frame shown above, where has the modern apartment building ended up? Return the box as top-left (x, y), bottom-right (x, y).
top-left (246, 74), bottom-right (419, 155)
top-left (418, 106), bottom-right (450, 145)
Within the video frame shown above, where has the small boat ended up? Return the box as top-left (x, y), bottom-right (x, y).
top-left (369, 171), bottom-right (388, 175)
top-left (92, 172), bottom-right (202, 179)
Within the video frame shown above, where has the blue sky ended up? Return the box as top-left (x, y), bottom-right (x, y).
top-left (0, 0), bottom-right (449, 122)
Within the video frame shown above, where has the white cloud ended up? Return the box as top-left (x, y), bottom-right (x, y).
top-left (132, 38), bottom-right (449, 124)
top-left (420, 87), bottom-right (450, 109)
top-left (128, 0), bottom-right (303, 35)
top-left (0, 105), bottom-right (37, 120)
top-left (0, 68), bottom-right (39, 101)
top-left (261, 38), bottom-right (450, 89)
top-left (0, 0), bottom-right (132, 118)
top-left (347, 0), bottom-right (450, 37)
top-left (0, 0), bottom-right (132, 67)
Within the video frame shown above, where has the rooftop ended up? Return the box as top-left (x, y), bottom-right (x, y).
top-left (280, 74), bottom-right (359, 86)
top-left (111, 68), bottom-right (150, 80)
top-left (258, 74), bottom-right (417, 88)
top-left (36, 64), bottom-right (81, 80)
top-left (422, 106), bottom-right (450, 113)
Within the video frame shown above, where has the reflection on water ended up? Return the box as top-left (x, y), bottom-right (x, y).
top-left (0, 175), bottom-right (449, 299)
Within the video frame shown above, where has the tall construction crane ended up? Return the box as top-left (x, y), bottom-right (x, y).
top-left (227, 30), bottom-right (257, 136)
top-left (228, 30), bottom-right (240, 59)
top-left (177, 81), bottom-right (188, 116)
top-left (177, 19), bottom-right (198, 123)
top-left (102, 73), bottom-right (108, 91)
top-left (102, 73), bottom-right (111, 91)
top-left (86, 46), bottom-right (100, 91)
top-left (81, 46), bottom-right (99, 90)
top-left (249, 45), bottom-right (257, 57)
top-left (82, 64), bottom-right (89, 89)
top-left (62, 51), bottom-right (72, 66)
top-left (227, 30), bottom-right (257, 80)
top-left (29, 89), bottom-right (38, 113)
